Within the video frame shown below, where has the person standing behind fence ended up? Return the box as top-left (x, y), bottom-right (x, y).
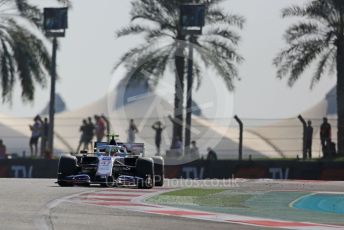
top-left (0, 139), bottom-right (6, 159)
top-left (101, 114), bottom-right (110, 142)
top-left (170, 136), bottom-right (182, 157)
top-left (207, 147), bottom-right (217, 161)
top-left (40, 118), bottom-right (49, 158)
top-left (320, 117), bottom-right (331, 155)
top-left (94, 115), bottom-right (106, 142)
top-left (76, 119), bottom-right (88, 153)
top-left (29, 117), bottom-right (41, 157)
top-left (127, 119), bottom-right (138, 144)
top-left (305, 120), bottom-right (313, 159)
top-left (152, 121), bottom-right (165, 156)
top-left (85, 117), bottom-right (95, 148)
top-left (190, 140), bottom-right (200, 159)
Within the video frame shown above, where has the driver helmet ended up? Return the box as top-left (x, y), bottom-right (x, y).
top-left (105, 145), bottom-right (117, 156)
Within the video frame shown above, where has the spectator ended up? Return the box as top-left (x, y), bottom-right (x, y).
top-left (127, 119), bottom-right (138, 144)
top-left (40, 118), bottom-right (49, 158)
top-left (324, 141), bottom-right (337, 158)
top-left (165, 136), bottom-right (183, 158)
top-left (101, 114), bottom-right (111, 142)
top-left (305, 120), bottom-right (313, 159)
top-left (320, 117), bottom-right (331, 155)
top-left (172, 136), bottom-right (182, 150)
top-left (76, 119), bottom-right (88, 153)
top-left (152, 121), bottom-right (165, 156)
top-left (94, 115), bottom-right (106, 142)
top-left (0, 139), bottom-right (6, 159)
top-left (85, 117), bottom-right (95, 148)
top-left (190, 140), bottom-right (200, 159)
top-left (29, 116), bottom-right (41, 157)
top-left (207, 147), bottom-right (218, 161)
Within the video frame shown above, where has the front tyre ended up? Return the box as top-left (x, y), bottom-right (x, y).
top-left (152, 156), bottom-right (164, 187)
top-left (105, 176), bottom-right (116, 187)
top-left (136, 157), bottom-right (154, 189)
top-left (57, 155), bottom-right (77, 187)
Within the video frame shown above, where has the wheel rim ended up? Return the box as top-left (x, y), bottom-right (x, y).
top-left (145, 175), bottom-right (153, 187)
top-left (105, 176), bottom-right (116, 187)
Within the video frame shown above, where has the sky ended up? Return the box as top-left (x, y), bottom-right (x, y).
top-left (0, 0), bottom-right (336, 119)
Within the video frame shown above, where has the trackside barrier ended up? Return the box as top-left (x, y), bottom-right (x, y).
top-left (0, 159), bottom-right (58, 178)
top-left (164, 160), bottom-right (344, 181)
top-left (0, 159), bottom-right (343, 180)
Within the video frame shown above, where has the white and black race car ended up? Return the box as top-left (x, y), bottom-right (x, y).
top-left (57, 141), bottom-right (164, 189)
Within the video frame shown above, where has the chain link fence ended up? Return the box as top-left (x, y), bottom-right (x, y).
top-left (0, 116), bottom-right (338, 159)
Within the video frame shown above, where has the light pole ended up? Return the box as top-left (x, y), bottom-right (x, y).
top-left (185, 35), bottom-right (194, 154)
top-left (44, 7), bottom-right (68, 154)
top-left (48, 37), bottom-right (58, 154)
top-left (180, 3), bottom-right (205, 155)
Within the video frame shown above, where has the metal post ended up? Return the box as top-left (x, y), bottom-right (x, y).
top-left (48, 37), bottom-right (58, 154)
top-left (234, 115), bottom-right (243, 161)
top-left (184, 36), bottom-right (194, 155)
top-left (297, 115), bottom-right (307, 160)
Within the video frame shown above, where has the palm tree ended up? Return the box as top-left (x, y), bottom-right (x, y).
top-left (0, 0), bottom-right (69, 103)
top-left (274, 0), bottom-right (344, 155)
top-left (116, 0), bottom-right (244, 147)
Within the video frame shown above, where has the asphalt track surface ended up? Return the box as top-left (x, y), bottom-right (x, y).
top-left (1, 179), bottom-right (343, 230)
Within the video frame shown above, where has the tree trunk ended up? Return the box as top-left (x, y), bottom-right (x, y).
top-left (171, 36), bottom-right (185, 148)
top-left (336, 39), bottom-right (344, 155)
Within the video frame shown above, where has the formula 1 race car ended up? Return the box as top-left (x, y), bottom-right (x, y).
top-left (57, 141), bottom-right (164, 189)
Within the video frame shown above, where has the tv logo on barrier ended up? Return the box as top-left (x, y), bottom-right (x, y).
top-left (182, 167), bottom-right (204, 179)
top-left (269, 168), bottom-right (289, 179)
top-left (11, 165), bottom-right (33, 178)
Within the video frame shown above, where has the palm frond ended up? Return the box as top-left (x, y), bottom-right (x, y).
top-left (202, 26), bottom-right (241, 45)
top-left (274, 39), bottom-right (328, 86)
top-left (116, 25), bottom-right (154, 38)
top-left (196, 44), bottom-right (239, 91)
top-left (200, 37), bottom-right (243, 64)
top-left (113, 40), bottom-right (162, 71)
top-left (282, 1), bottom-right (339, 27)
top-left (5, 21), bottom-right (49, 101)
top-left (130, 0), bottom-right (177, 31)
top-left (274, 0), bottom-right (344, 87)
top-left (311, 48), bottom-right (336, 88)
top-left (284, 22), bottom-right (322, 43)
top-left (0, 0), bottom-right (66, 103)
top-left (207, 7), bottom-right (245, 29)
top-left (145, 29), bottom-right (174, 40)
top-left (15, 0), bottom-right (42, 27)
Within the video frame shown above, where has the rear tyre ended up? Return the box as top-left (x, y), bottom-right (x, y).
top-left (152, 156), bottom-right (164, 187)
top-left (136, 157), bottom-right (154, 189)
top-left (57, 155), bottom-right (77, 187)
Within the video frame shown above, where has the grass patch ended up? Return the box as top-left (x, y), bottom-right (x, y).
top-left (162, 188), bottom-right (225, 197)
top-left (196, 194), bottom-right (251, 208)
top-left (147, 189), bottom-right (253, 209)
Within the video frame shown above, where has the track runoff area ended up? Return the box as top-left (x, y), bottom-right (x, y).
top-left (0, 179), bottom-right (343, 230)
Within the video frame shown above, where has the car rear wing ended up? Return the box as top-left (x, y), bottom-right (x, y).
top-left (94, 142), bottom-right (145, 156)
